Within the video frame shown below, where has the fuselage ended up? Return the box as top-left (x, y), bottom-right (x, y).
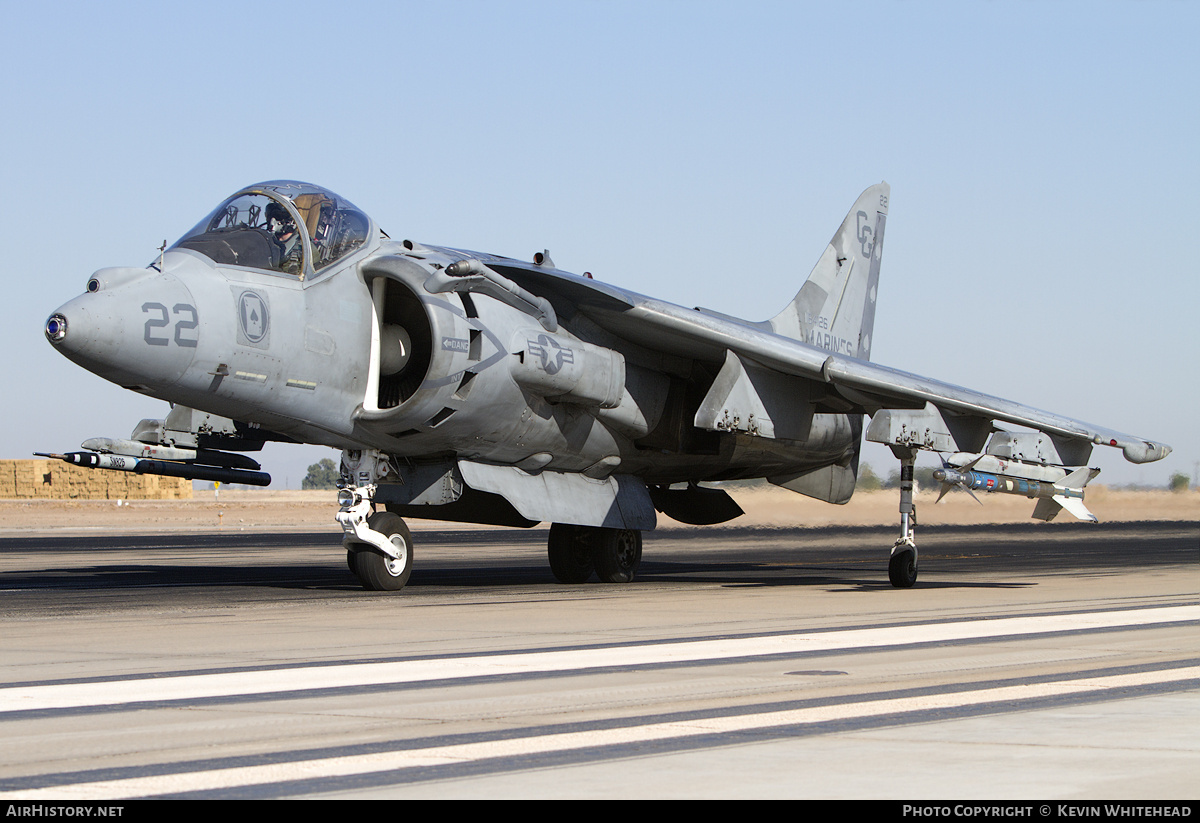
top-left (46, 181), bottom-right (858, 488)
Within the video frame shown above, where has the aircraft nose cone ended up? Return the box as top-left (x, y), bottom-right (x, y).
top-left (44, 297), bottom-right (101, 358)
top-left (44, 294), bottom-right (113, 379)
top-left (46, 272), bottom-right (198, 388)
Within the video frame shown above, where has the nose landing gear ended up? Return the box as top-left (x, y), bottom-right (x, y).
top-left (337, 482), bottom-right (414, 591)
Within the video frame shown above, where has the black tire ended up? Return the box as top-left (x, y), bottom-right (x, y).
top-left (547, 523), bottom-right (594, 583)
top-left (888, 548), bottom-right (917, 588)
top-left (592, 528), bottom-right (642, 584)
top-left (354, 512), bottom-right (413, 591)
top-left (347, 548), bottom-right (359, 575)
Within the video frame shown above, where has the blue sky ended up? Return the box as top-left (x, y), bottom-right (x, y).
top-left (3, 0), bottom-right (1196, 488)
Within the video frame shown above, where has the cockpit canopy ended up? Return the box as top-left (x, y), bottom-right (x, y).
top-left (172, 181), bottom-right (372, 278)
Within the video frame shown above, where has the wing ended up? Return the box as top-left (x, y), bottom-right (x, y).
top-left (632, 295), bottom-right (1166, 463)
top-left (423, 178), bottom-right (1166, 471)
top-left (451, 251), bottom-right (1169, 469)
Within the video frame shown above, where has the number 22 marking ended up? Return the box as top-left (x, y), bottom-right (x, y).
top-left (142, 302), bottom-right (199, 347)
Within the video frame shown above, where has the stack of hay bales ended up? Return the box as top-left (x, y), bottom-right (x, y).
top-left (0, 460), bottom-right (192, 500)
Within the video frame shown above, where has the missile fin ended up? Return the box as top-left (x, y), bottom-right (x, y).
top-left (1053, 494), bottom-right (1098, 523)
top-left (1031, 497), bottom-right (1061, 522)
top-left (936, 482), bottom-right (952, 504)
top-left (1060, 466), bottom-right (1101, 488)
top-left (1031, 494), bottom-right (1097, 523)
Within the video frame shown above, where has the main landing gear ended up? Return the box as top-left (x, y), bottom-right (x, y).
top-left (887, 446), bottom-right (918, 588)
top-left (335, 449), bottom-right (645, 591)
top-left (548, 523), bottom-right (643, 584)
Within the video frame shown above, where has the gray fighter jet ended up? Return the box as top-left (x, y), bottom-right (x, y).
top-left (42, 181), bottom-right (1171, 590)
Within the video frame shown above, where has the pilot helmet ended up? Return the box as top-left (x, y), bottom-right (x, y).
top-left (265, 200), bottom-right (297, 238)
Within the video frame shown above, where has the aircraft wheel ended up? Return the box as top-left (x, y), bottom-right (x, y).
top-left (346, 548), bottom-right (359, 575)
top-left (547, 523), bottom-right (594, 583)
top-left (592, 528), bottom-right (642, 584)
top-left (888, 548), bottom-right (917, 588)
top-left (354, 512), bottom-right (413, 591)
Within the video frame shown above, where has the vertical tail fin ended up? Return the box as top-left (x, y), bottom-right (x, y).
top-left (769, 182), bottom-right (889, 362)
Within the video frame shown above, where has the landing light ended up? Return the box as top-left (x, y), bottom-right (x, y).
top-left (45, 314), bottom-right (67, 343)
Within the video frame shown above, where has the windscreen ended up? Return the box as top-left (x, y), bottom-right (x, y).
top-left (172, 192), bottom-right (305, 275)
top-left (170, 182), bottom-right (371, 276)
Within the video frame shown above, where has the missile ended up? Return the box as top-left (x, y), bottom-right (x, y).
top-left (80, 437), bottom-right (263, 470)
top-left (932, 464), bottom-right (1099, 522)
top-left (35, 451), bottom-right (271, 487)
top-left (79, 437), bottom-right (198, 463)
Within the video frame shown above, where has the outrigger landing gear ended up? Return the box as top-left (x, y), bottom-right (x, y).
top-left (547, 524), bottom-right (643, 584)
top-left (888, 446), bottom-right (919, 588)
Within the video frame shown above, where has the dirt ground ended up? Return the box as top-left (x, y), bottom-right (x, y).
top-left (0, 485), bottom-right (1195, 534)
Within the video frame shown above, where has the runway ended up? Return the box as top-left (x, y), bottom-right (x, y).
top-left (0, 520), bottom-right (1196, 799)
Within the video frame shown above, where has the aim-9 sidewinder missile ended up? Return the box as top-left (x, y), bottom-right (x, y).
top-left (932, 456), bottom-right (1100, 522)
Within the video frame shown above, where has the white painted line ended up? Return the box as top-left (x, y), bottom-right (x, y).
top-left (1, 605), bottom-right (1196, 714)
top-left (5, 665), bottom-right (1198, 800)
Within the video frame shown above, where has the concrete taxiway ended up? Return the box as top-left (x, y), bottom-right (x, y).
top-left (0, 519), bottom-right (1196, 798)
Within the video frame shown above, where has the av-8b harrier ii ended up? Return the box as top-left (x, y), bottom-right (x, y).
top-left (42, 181), bottom-right (1171, 590)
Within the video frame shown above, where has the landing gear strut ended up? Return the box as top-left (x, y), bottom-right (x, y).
top-left (888, 446), bottom-right (918, 588)
top-left (547, 524), bottom-right (642, 584)
top-left (337, 482), bottom-right (414, 591)
top-left (335, 449), bottom-right (415, 591)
